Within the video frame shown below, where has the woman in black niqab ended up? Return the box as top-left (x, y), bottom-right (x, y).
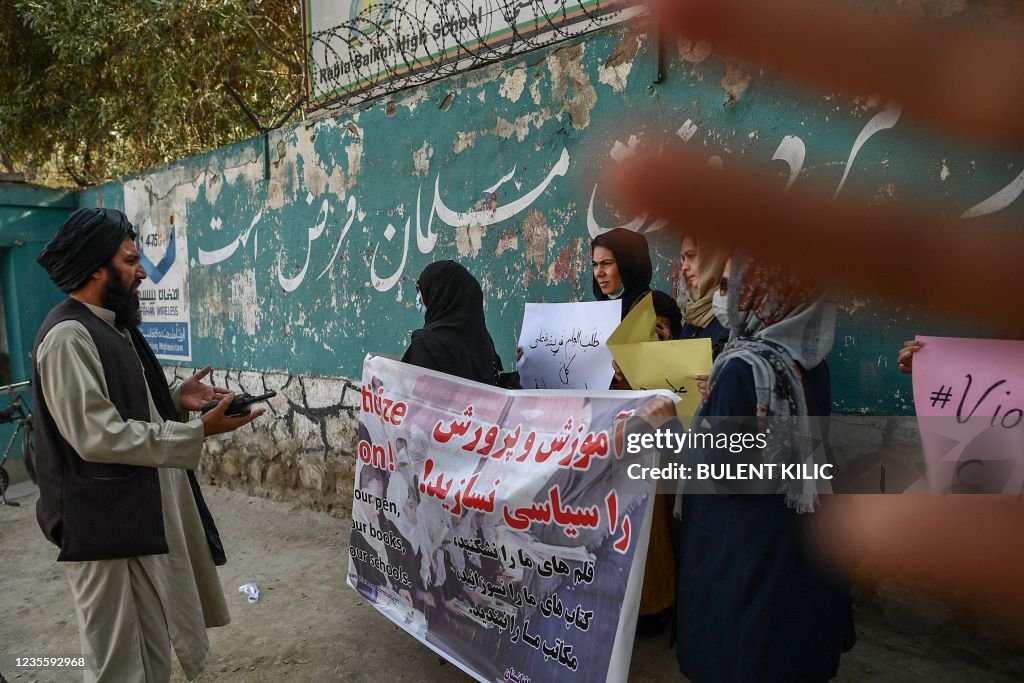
top-left (401, 260), bottom-right (501, 385)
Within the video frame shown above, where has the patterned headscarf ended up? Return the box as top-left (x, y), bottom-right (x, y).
top-left (705, 254), bottom-right (837, 512)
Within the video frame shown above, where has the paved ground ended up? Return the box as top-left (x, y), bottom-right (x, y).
top-left (1, 482), bottom-right (1022, 683)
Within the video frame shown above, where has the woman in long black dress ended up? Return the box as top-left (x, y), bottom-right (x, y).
top-left (675, 255), bottom-right (854, 683)
top-left (402, 260), bottom-right (502, 385)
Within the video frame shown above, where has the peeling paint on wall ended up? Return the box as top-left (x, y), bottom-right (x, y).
top-left (548, 43), bottom-right (598, 130)
top-left (495, 229), bottom-right (519, 257)
top-left (455, 224), bottom-right (485, 257)
top-left (721, 61), bottom-right (751, 105)
top-left (499, 66), bottom-right (528, 102)
top-left (412, 142), bottom-right (433, 177)
top-left (77, 17), bottom-right (1024, 496)
top-left (522, 209), bottom-right (550, 271)
top-left (453, 131), bottom-right (477, 153)
top-left (598, 31), bottom-right (643, 93)
top-left (677, 37), bottom-right (712, 77)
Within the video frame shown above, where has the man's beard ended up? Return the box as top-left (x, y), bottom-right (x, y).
top-left (101, 266), bottom-right (142, 328)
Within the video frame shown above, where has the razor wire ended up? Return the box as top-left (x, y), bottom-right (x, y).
top-left (306, 0), bottom-right (633, 108)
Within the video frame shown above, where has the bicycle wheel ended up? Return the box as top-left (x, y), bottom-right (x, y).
top-left (22, 423), bottom-right (36, 484)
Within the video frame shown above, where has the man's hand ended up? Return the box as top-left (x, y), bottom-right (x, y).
top-left (201, 392), bottom-right (265, 437)
top-left (180, 365), bottom-right (230, 412)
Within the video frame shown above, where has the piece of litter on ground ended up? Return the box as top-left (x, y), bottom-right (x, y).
top-left (238, 582), bottom-right (260, 603)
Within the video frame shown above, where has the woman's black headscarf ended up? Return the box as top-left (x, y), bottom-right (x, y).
top-left (401, 260), bottom-right (500, 385)
top-left (651, 290), bottom-right (684, 339)
top-left (590, 228), bottom-right (653, 318)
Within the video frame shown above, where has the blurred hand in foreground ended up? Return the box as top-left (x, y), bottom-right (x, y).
top-left (621, 0), bottom-right (1024, 628)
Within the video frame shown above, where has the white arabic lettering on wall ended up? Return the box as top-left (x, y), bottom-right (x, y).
top-left (197, 105), bottom-right (1023, 292)
top-left (197, 148), bottom-right (572, 293)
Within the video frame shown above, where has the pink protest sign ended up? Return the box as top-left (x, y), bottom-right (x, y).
top-left (913, 336), bottom-right (1024, 494)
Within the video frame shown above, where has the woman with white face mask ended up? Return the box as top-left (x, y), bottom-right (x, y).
top-left (680, 235), bottom-right (730, 357)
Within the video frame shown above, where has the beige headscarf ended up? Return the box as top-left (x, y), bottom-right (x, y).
top-left (683, 239), bottom-right (729, 328)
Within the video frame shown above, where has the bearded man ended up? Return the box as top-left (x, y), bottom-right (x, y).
top-left (32, 207), bottom-right (264, 682)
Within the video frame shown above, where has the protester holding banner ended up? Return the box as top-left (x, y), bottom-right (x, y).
top-left (589, 230), bottom-right (681, 635)
top-left (402, 260), bottom-right (504, 386)
top-left (591, 228), bottom-right (656, 391)
top-left (675, 255), bottom-right (853, 683)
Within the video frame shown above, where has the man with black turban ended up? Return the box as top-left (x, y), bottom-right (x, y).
top-left (32, 207), bottom-right (265, 682)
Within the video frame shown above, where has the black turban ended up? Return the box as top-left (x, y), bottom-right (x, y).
top-left (37, 208), bottom-right (135, 293)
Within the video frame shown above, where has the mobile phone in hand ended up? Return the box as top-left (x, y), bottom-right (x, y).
top-left (200, 391), bottom-right (277, 417)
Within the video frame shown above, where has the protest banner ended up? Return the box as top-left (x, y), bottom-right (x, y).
top-left (348, 355), bottom-right (669, 683)
top-left (517, 300), bottom-right (622, 390)
top-left (607, 295), bottom-right (712, 419)
top-left (912, 335), bottom-right (1024, 494)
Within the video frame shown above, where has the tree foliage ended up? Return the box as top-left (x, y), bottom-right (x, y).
top-left (0, 0), bottom-right (304, 187)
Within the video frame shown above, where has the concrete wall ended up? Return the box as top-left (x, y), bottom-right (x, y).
top-left (69, 18), bottom-right (1022, 508)
top-left (0, 184), bottom-right (75, 481)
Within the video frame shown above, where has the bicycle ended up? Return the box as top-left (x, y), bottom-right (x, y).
top-left (0, 380), bottom-right (35, 507)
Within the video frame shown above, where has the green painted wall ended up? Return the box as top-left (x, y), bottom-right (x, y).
top-left (0, 183), bottom-right (75, 472)
top-left (72, 22), bottom-right (1020, 416)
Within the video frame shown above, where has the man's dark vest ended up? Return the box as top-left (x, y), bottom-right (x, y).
top-left (32, 298), bottom-right (224, 563)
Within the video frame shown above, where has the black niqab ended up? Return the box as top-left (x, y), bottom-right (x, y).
top-left (37, 208), bottom-right (135, 293)
top-left (402, 260), bottom-right (500, 385)
top-left (591, 228), bottom-right (653, 318)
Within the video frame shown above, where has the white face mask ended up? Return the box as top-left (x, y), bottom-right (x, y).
top-left (415, 291), bottom-right (426, 316)
top-left (712, 290), bottom-right (730, 328)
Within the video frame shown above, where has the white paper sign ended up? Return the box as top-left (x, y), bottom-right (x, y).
top-left (517, 301), bottom-right (622, 390)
